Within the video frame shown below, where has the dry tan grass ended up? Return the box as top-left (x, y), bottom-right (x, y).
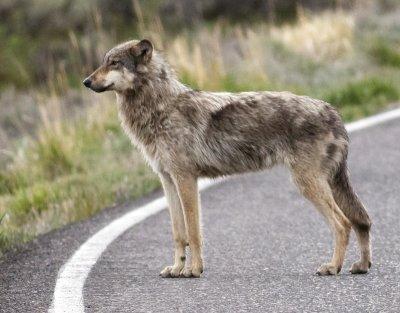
top-left (159, 23), bottom-right (272, 90)
top-left (270, 10), bottom-right (354, 61)
top-left (144, 10), bottom-right (355, 90)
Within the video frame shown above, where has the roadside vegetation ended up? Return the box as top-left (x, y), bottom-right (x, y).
top-left (1, 1), bottom-right (400, 255)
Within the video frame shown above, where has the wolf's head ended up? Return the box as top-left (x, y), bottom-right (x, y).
top-left (83, 39), bottom-right (156, 93)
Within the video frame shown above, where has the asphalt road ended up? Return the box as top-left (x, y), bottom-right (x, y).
top-left (1, 116), bottom-right (400, 313)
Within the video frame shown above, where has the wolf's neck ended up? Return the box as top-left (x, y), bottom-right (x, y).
top-left (116, 77), bottom-right (188, 143)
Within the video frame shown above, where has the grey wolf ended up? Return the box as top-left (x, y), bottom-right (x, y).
top-left (83, 39), bottom-right (371, 277)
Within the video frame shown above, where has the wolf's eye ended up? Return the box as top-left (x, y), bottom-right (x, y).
top-left (110, 60), bottom-right (120, 66)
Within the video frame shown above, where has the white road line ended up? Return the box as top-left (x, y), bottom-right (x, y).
top-left (50, 107), bottom-right (400, 313)
top-left (49, 179), bottom-right (220, 313)
top-left (346, 107), bottom-right (400, 133)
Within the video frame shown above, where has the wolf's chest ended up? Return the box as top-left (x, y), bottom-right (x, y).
top-left (118, 114), bottom-right (162, 174)
top-left (126, 129), bottom-right (162, 172)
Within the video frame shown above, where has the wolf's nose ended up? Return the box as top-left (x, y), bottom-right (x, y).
top-left (83, 78), bottom-right (92, 88)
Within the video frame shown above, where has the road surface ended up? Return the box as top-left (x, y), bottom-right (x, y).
top-left (1, 111), bottom-right (400, 312)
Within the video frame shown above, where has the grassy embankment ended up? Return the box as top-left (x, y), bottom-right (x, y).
top-left (1, 8), bottom-right (400, 255)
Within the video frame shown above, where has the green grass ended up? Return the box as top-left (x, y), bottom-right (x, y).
top-left (369, 40), bottom-right (400, 68)
top-left (323, 77), bottom-right (400, 120)
top-left (0, 102), bottom-right (160, 255)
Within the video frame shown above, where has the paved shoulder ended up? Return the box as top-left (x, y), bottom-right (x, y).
top-left (0, 191), bottom-right (164, 313)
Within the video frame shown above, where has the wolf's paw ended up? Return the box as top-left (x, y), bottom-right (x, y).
top-left (316, 263), bottom-right (341, 276)
top-left (180, 265), bottom-right (203, 278)
top-left (160, 265), bottom-right (184, 278)
top-left (349, 260), bottom-right (371, 274)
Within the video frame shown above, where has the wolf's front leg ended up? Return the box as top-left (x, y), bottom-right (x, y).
top-left (173, 175), bottom-right (203, 278)
top-left (159, 173), bottom-right (188, 278)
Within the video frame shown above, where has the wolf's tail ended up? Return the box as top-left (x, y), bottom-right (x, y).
top-left (329, 160), bottom-right (371, 232)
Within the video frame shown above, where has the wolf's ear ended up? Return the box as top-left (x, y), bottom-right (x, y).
top-left (131, 39), bottom-right (153, 64)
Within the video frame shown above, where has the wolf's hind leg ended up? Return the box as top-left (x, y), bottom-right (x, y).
top-left (329, 162), bottom-right (372, 274)
top-left (292, 168), bottom-right (352, 275)
top-left (159, 173), bottom-right (187, 278)
top-left (350, 228), bottom-right (371, 274)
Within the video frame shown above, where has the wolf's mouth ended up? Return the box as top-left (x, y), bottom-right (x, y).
top-left (92, 83), bottom-right (114, 93)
